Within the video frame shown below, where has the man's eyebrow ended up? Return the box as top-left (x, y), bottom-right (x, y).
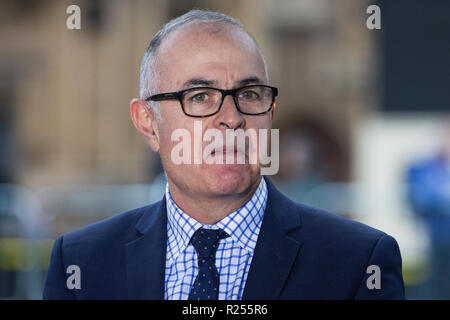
top-left (237, 76), bottom-right (264, 87)
top-left (182, 78), bottom-right (218, 89)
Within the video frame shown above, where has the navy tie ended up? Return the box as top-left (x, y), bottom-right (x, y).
top-left (188, 228), bottom-right (229, 300)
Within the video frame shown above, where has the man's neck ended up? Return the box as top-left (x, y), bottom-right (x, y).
top-left (167, 178), bottom-right (262, 225)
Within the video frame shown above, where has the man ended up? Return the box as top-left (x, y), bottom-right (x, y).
top-left (44, 9), bottom-right (404, 299)
top-left (407, 121), bottom-right (450, 298)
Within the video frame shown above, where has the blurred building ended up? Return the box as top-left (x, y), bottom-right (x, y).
top-left (1, 0), bottom-right (376, 190)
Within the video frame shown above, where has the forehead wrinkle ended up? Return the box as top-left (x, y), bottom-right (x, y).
top-left (182, 78), bottom-right (219, 89)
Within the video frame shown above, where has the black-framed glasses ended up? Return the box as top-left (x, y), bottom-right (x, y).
top-left (145, 85), bottom-right (278, 117)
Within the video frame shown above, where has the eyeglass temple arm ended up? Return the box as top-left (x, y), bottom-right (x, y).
top-left (145, 92), bottom-right (180, 102)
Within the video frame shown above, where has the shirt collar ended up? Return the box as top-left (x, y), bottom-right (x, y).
top-left (165, 178), bottom-right (268, 265)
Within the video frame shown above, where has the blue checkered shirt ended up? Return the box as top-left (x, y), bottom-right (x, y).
top-left (164, 178), bottom-right (268, 300)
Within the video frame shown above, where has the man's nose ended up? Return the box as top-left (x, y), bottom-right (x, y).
top-left (214, 95), bottom-right (245, 130)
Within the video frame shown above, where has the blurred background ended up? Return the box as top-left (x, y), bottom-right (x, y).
top-left (1, 0), bottom-right (449, 299)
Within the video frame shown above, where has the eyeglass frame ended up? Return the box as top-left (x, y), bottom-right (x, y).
top-left (144, 84), bottom-right (278, 118)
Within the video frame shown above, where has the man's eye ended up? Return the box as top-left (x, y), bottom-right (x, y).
top-left (191, 92), bottom-right (209, 102)
top-left (239, 90), bottom-right (259, 100)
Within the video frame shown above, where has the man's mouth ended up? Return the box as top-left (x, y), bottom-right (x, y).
top-left (210, 146), bottom-right (245, 156)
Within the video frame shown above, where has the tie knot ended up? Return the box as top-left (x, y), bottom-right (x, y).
top-left (190, 228), bottom-right (228, 258)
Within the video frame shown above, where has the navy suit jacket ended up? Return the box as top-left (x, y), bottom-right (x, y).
top-left (43, 178), bottom-right (405, 299)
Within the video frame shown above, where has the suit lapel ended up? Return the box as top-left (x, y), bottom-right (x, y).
top-left (242, 177), bottom-right (303, 299)
top-left (125, 198), bottom-right (167, 299)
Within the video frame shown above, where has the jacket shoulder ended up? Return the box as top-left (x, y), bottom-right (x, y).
top-left (265, 178), bottom-right (386, 244)
top-left (285, 201), bottom-right (404, 299)
top-left (294, 201), bottom-right (386, 243)
top-left (62, 200), bottom-right (162, 246)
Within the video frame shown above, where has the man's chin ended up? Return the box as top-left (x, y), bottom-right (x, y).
top-left (203, 164), bottom-right (258, 195)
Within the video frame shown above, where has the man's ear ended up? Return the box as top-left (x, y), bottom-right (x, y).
top-left (129, 98), bottom-right (160, 152)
